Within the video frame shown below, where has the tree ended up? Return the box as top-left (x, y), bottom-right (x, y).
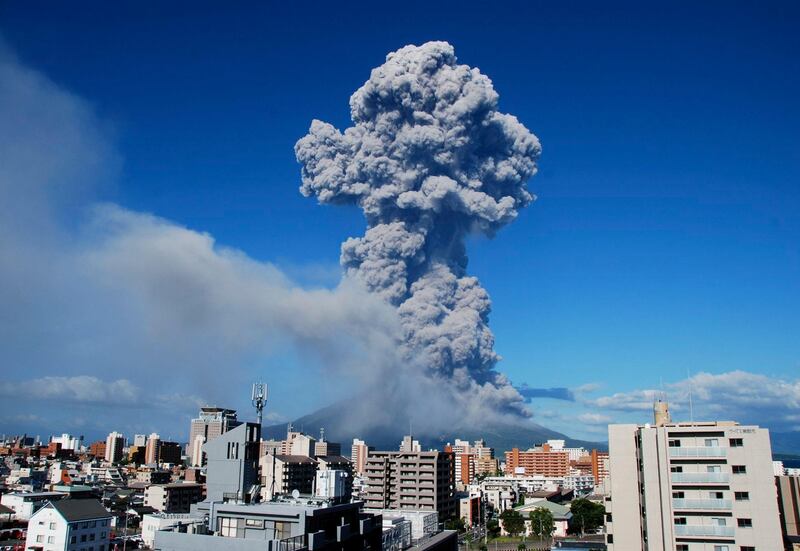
top-left (500, 509), bottom-right (526, 537)
top-left (486, 518), bottom-right (501, 538)
top-left (569, 499), bottom-right (605, 535)
top-left (445, 517), bottom-right (466, 532)
top-left (528, 508), bottom-right (554, 539)
top-left (517, 543), bottom-right (526, 551)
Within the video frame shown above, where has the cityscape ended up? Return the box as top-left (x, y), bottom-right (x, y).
top-left (1, 397), bottom-right (799, 551)
top-left (2, 2), bottom-right (799, 551)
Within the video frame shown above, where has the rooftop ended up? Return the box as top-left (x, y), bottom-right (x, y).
top-left (52, 499), bottom-right (111, 522)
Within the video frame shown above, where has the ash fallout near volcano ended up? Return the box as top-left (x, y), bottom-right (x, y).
top-left (296, 41), bottom-right (541, 421)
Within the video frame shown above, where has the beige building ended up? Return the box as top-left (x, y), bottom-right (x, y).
top-left (363, 446), bottom-right (456, 519)
top-left (351, 438), bottom-right (372, 476)
top-left (144, 433), bottom-right (161, 465)
top-left (607, 417), bottom-right (783, 551)
top-left (188, 407), bottom-right (239, 466)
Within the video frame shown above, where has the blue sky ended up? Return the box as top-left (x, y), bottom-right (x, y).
top-left (1, 1), bottom-right (798, 443)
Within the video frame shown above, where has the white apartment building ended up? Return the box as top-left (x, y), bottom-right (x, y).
top-left (607, 418), bottom-right (783, 551)
top-left (104, 432), bottom-right (124, 464)
top-left (25, 499), bottom-right (111, 551)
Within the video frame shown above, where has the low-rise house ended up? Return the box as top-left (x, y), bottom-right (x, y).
top-left (512, 500), bottom-right (572, 538)
top-left (25, 499), bottom-right (111, 551)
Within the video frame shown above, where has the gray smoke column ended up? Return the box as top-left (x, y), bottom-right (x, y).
top-left (296, 41), bottom-right (541, 419)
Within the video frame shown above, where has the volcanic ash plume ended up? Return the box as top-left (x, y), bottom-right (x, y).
top-left (296, 41), bottom-right (540, 419)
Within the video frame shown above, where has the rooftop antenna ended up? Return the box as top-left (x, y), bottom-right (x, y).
top-left (251, 382), bottom-right (268, 427)
top-left (319, 427), bottom-right (325, 442)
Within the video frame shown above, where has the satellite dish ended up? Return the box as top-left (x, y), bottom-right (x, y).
top-left (291, 489), bottom-right (300, 499)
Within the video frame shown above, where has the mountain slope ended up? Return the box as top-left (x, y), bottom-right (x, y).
top-left (263, 399), bottom-right (605, 453)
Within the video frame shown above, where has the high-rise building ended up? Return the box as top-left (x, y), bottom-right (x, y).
top-left (158, 441), bottom-right (182, 465)
top-left (133, 434), bottom-right (147, 447)
top-left (606, 407), bottom-right (783, 551)
top-left (504, 444), bottom-right (570, 477)
top-left (351, 438), bottom-right (373, 476)
top-left (104, 431), bottom-right (125, 463)
top-left (88, 441), bottom-right (106, 458)
top-left (363, 447), bottom-right (456, 519)
top-left (314, 439), bottom-right (341, 457)
top-left (399, 435), bottom-right (421, 452)
top-left (145, 433), bottom-right (161, 465)
top-left (188, 407), bottom-right (240, 466)
top-left (590, 449), bottom-right (609, 487)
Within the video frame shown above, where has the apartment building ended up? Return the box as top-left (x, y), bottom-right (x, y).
top-left (351, 438), bottom-right (373, 476)
top-left (260, 454), bottom-right (318, 500)
top-left (363, 448), bottom-right (456, 519)
top-left (504, 444), bottom-right (570, 477)
top-left (607, 417), bottom-right (783, 551)
top-left (144, 482), bottom-right (204, 513)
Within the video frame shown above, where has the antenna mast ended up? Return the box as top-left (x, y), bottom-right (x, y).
top-left (251, 382), bottom-right (268, 427)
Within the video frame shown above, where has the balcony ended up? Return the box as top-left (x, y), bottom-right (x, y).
top-left (672, 498), bottom-right (731, 510)
top-left (670, 472), bottom-right (730, 484)
top-left (669, 447), bottom-right (726, 458)
top-left (674, 525), bottom-right (734, 538)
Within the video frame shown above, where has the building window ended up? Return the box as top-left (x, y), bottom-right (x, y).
top-left (669, 439), bottom-right (681, 447)
top-left (709, 491), bottom-right (724, 500)
top-left (707, 465), bottom-right (722, 473)
top-left (712, 518), bottom-right (727, 526)
top-left (677, 546), bottom-right (689, 551)
top-left (740, 547), bottom-right (755, 551)
top-left (71, 536), bottom-right (77, 544)
top-left (674, 517), bottom-right (687, 525)
top-left (49, 522), bottom-right (56, 530)
top-left (671, 466), bottom-right (683, 473)
top-left (705, 438), bottom-right (719, 447)
top-left (245, 519), bottom-right (264, 528)
top-left (713, 546), bottom-right (729, 551)
top-left (47, 536), bottom-right (55, 543)
top-left (36, 535), bottom-right (43, 543)
top-left (219, 517), bottom-right (240, 538)
top-left (673, 491), bottom-right (685, 498)
top-left (732, 465), bottom-right (747, 474)
top-left (729, 438), bottom-right (743, 447)
top-left (737, 518), bottom-right (752, 527)
top-left (735, 491), bottom-right (749, 501)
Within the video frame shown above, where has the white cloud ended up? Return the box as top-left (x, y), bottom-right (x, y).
top-left (589, 370), bottom-right (800, 432)
top-left (0, 375), bottom-right (205, 411)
